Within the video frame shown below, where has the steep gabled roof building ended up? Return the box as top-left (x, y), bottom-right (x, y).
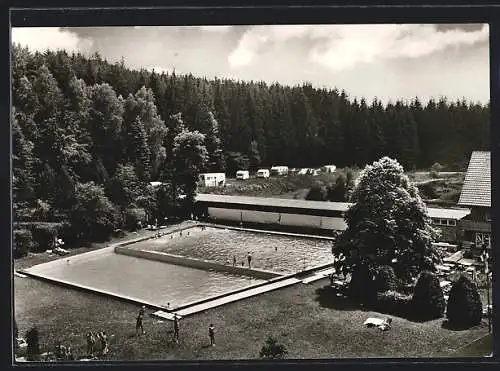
top-left (457, 151), bottom-right (491, 252)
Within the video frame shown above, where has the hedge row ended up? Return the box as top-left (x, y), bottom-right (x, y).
top-left (13, 207), bottom-right (149, 258)
top-left (14, 222), bottom-right (68, 253)
top-left (348, 267), bottom-right (483, 328)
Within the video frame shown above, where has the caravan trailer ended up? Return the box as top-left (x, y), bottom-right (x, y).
top-left (323, 165), bottom-right (336, 173)
top-left (270, 166), bottom-right (289, 176)
top-left (199, 173), bottom-right (226, 187)
top-left (256, 169), bottom-right (270, 178)
top-left (236, 170), bottom-right (250, 180)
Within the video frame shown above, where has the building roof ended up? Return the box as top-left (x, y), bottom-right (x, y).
top-left (458, 151), bottom-right (491, 208)
top-left (196, 194), bottom-right (470, 220)
top-left (195, 194), bottom-right (352, 212)
top-left (426, 207), bottom-right (471, 220)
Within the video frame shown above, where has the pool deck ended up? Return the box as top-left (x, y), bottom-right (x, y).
top-left (301, 267), bottom-right (335, 284)
top-left (153, 276), bottom-right (301, 319)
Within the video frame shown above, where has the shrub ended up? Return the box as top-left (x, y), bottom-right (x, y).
top-left (259, 336), bottom-right (288, 359)
top-left (446, 275), bottom-right (483, 328)
top-left (13, 229), bottom-right (35, 258)
top-left (26, 326), bottom-right (40, 361)
top-left (349, 262), bottom-right (377, 304)
top-left (430, 162), bottom-right (443, 178)
top-left (15, 222), bottom-right (66, 252)
top-left (417, 182), bottom-right (439, 199)
top-left (124, 208), bottom-right (147, 231)
top-left (31, 223), bottom-right (59, 252)
top-left (305, 181), bottom-right (327, 201)
top-left (376, 290), bottom-right (412, 317)
top-left (375, 265), bottom-right (398, 292)
top-left (411, 271), bottom-right (446, 320)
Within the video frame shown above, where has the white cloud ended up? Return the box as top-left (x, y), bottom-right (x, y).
top-left (228, 24), bottom-right (489, 70)
top-left (11, 27), bottom-right (93, 53)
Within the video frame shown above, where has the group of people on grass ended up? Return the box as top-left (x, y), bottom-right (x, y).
top-left (85, 330), bottom-right (109, 358)
top-left (54, 343), bottom-right (74, 361)
top-left (136, 306), bottom-right (216, 347)
top-left (226, 252), bottom-right (253, 268)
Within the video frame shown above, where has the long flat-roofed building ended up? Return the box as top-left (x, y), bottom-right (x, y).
top-left (194, 193), bottom-right (470, 240)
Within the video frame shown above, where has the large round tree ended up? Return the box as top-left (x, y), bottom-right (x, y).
top-left (333, 157), bottom-right (439, 282)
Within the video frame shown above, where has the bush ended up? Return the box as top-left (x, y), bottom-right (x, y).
top-left (259, 336), bottom-right (288, 359)
top-left (124, 208), bottom-right (147, 231)
top-left (446, 275), bottom-right (483, 328)
top-left (417, 182), bottom-right (439, 199)
top-left (13, 229), bottom-right (35, 258)
top-left (26, 326), bottom-right (40, 361)
top-left (430, 162), bottom-right (443, 178)
top-left (349, 262), bottom-right (377, 304)
top-left (411, 271), bottom-right (446, 320)
top-left (16, 222), bottom-right (66, 253)
top-left (305, 181), bottom-right (327, 201)
top-left (375, 265), bottom-right (398, 292)
top-left (31, 223), bottom-right (59, 252)
top-left (376, 290), bottom-right (413, 317)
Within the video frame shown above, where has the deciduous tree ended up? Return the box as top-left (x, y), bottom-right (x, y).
top-left (333, 157), bottom-right (439, 282)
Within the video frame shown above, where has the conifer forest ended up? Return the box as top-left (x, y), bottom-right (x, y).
top-left (11, 45), bottom-right (490, 247)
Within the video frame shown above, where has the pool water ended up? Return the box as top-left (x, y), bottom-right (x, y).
top-left (24, 250), bottom-right (264, 309)
top-left (131, 226), bottom-right (334, 274)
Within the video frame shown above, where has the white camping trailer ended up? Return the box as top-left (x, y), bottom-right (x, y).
top-left (256, 169), bottom-right (270, 178)
top-left (236, 170), bottom-right (250, 180)
top-left (199, 173), bottom-right (226, 187)
top-left (323, 165), bottom-right (336, 173)
top-left (270, 166), bottom-right (289, 176)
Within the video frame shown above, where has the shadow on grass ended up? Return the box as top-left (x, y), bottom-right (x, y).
top-left (314, 285), bottom-right (366, 311)
top-left (441, 319), bottom-right (482, 331)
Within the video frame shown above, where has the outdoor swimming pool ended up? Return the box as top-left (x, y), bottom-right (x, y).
top-left (131, 226), bottom-right (334, 274)
top-left (22, 249), bottom-right (264, 309)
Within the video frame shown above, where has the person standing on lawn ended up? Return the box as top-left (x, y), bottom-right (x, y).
top-left (136, 313), bottom-right (145, 336)
top-left (173, 314), bottom-right (180, 344)
top-left (247, 252), bottom-right (252, 268)
top-left (233, 255), bottom-right (237, 267)
top-left (208, 324), bottom-right (215, 346)
top-left (86, 332), bottom-right (95, 357)
top-left (99, 331), bottom-right (109, 355)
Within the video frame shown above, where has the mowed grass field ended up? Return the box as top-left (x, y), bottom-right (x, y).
top-left (14, 272), bottom-right (490, 361)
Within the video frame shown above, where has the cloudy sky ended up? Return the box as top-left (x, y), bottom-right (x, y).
top-left (11, 24), bottom-right (489, 104)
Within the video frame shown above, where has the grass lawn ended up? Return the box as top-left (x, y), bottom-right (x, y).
top-left (14, 273), bottom-right (490, 361)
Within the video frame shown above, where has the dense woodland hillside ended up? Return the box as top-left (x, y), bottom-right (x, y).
top-left (11, 44), bottom-right (490, 251)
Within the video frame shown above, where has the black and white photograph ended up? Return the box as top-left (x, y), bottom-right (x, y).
top-left (11, 23), bottom-right (492, 361)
